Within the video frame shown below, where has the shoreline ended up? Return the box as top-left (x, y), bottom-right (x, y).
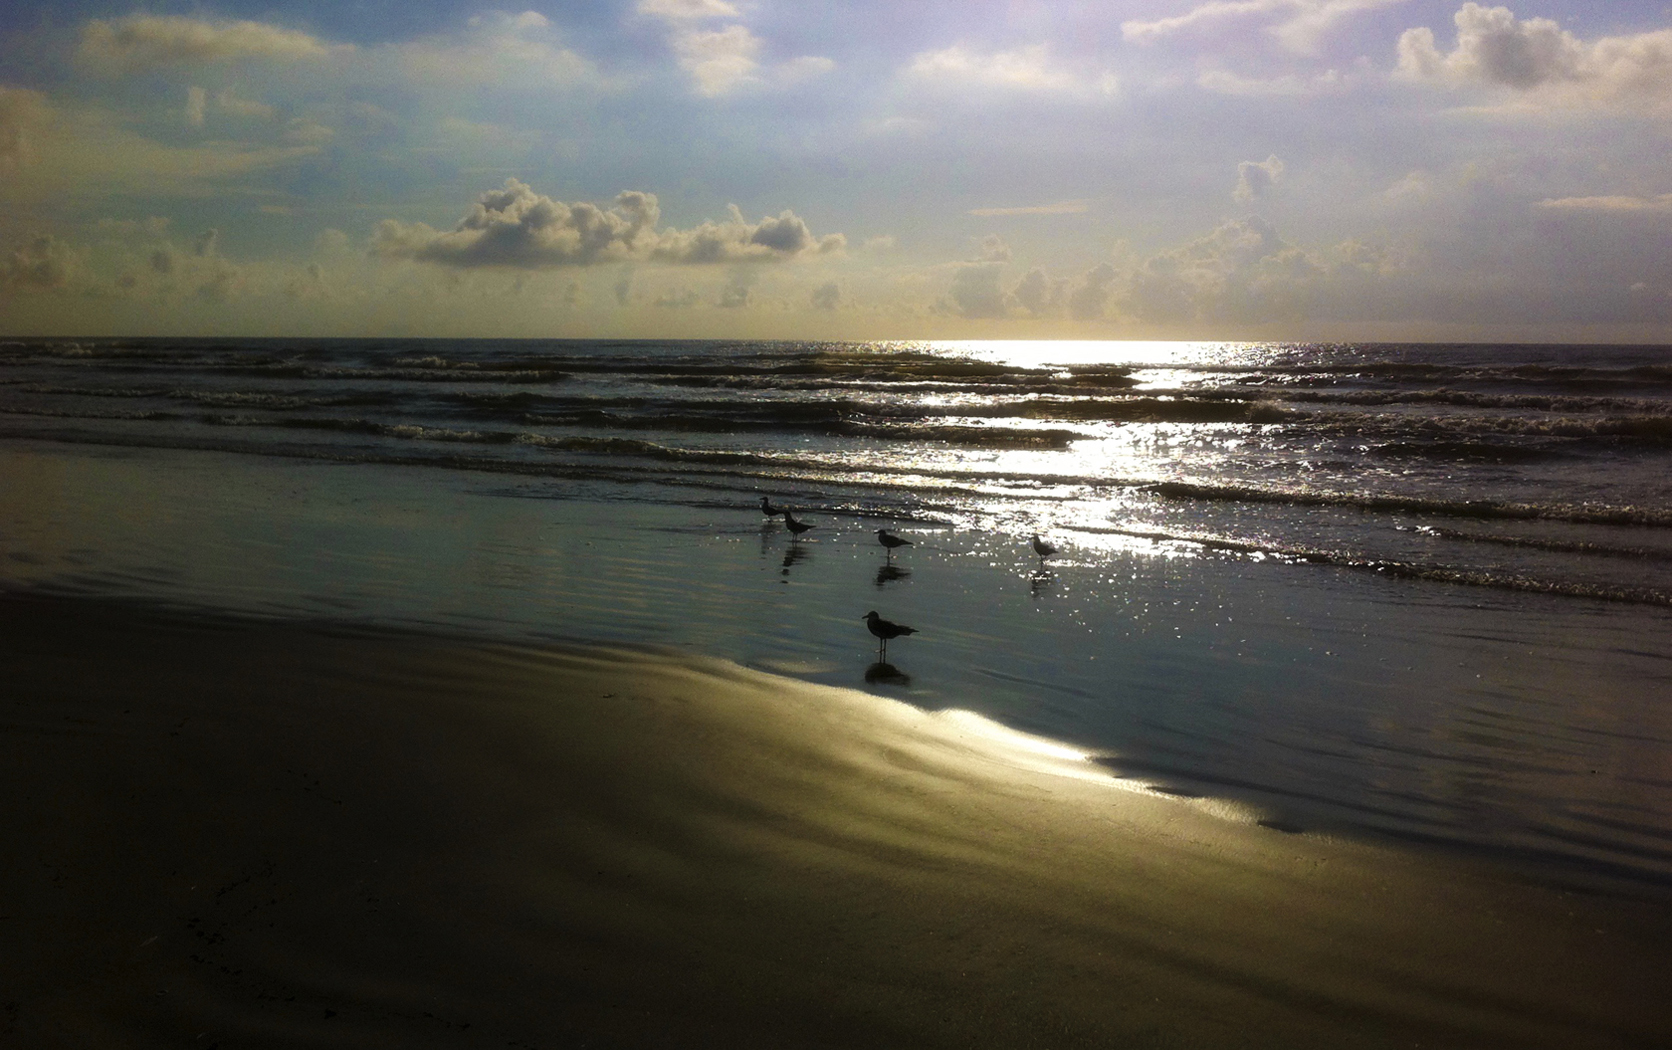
top-left (5, 592), bottom-right (1670, 1048)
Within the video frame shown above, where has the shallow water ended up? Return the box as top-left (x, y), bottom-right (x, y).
top-left (4, 438), bottom-right (1670, 899)
top-left (6, 337), bottom-right (1672, 606)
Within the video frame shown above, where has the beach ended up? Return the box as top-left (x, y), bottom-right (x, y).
top-left (7, 592), bottom-right (1672, 1049)
top-left (4, 337), bottom-right (1672, 1045)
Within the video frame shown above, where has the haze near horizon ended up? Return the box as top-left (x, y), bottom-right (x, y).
top-left (3, 1), bottom-right (1671, 343)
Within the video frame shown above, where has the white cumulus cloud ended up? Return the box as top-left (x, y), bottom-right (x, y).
top-left (374, 179), bottom-right (844, 269)
top-left (1123, 0), bottom-right (1405, 56)
top-left (1396, 3), bottom-right (1672, 111)
top-left (637, 0), bottom-right (740, 19)
top-left (1536, 194), bottom-right (1672, 213)
top-left (1, 235), bottom-right (77, 292)
top-left (907, 43), bottom-right (1079, 92)
top-left (1234, 155), bottom-right (1286, 202)
top-left (672, 24), bottom-right (763, 96)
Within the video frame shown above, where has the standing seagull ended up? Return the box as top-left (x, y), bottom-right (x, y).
top-left (1031, 533), bottom-right (1057, 561)
top-left (863, 610), bottom-right (917, 659)
top-left (876, 529), bottom-right (912, 559)
top-left (760, 496), bottom-right (784, 517)
top-left (784, 511), bottom-right (814, 536)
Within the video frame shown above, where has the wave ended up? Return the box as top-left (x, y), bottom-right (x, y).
top-left (1083, 525), bottom-right (1672, 607)
top-left (1365, 441), bottom-right (1557, 463)
top-left (221, 363), bottom-right (572, 384)
top-left (1209, 358), bottom-right (1672, 389)
top-left (1403, 526), bottom-right (1672, 562)
top-left (1275, 388), bottom-right (1672, 415)
top-left (1146, 480), bottom-right (1672, 528)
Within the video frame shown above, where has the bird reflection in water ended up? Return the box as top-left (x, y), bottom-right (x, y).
top-left (1029, 568), bottom-right (1054, 597)
top-left (782, 543), bottom-right (812, 576)
top-left (875, 563), bottom-right (910, 587)
top-left (865, 661), bottom-right (911, 686)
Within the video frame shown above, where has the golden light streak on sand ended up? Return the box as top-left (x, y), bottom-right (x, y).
top-left (4, 595), bottom-right (1669, 1048)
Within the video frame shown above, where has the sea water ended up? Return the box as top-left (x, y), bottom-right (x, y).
top-left (3, 337), bottom-right (1670, 897)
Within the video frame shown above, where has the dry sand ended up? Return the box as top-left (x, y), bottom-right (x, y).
top-left (4, 594), bottom-right (1669, 1049)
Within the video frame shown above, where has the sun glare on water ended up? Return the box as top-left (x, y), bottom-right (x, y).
top-left (910, 340), bottom-right (1277, 370)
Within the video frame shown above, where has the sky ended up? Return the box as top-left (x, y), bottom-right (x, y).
top-left (3, 0), bottom-right (1671, 341)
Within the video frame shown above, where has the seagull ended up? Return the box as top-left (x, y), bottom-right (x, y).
top-left (760, 496), bottom-right (784, 517)
top-left (876, 529), bottom-right (912, 558)
top-left (1031, 533), bottom-right (1057, 561)
top-left (863, 610), bottom-right (917, 659)
top-left (784, 511), bottom-right (814, 536)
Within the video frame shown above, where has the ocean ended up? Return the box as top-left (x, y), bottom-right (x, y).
top-left (4, 336), bottom-right (1671, 898)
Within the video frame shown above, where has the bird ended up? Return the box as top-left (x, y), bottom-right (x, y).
top-left (876, 528), bottom-right (911, 558)
top-left (863, 610), bottom-right (917, 659)
top-left (784, 511), bottom-right (814, 536)
top-left (760, 496), bottom-right (784, 517)
top-left (1031, 533), bottom-right (1057, 561)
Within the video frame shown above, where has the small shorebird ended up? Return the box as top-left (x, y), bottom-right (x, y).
top-left (863, 610), bottom-right (917, 659)
top-left (876, 529), bottom-right (911, 558)
top-left (1031, 533), bottom-right (1057, 561)
top-left (760, 496), bottom-right (784, 517)
top-left (784, 511), bottom-right (814, 536)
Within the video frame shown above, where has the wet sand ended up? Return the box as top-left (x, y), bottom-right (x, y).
top-left (4, 593), bottom-right (1670, 1049)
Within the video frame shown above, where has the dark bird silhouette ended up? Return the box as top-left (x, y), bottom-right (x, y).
top-left (1031, 533), bottom-right (1057, 561)
top-left (876, 528), bottom-right (912, 558)
top-left (760, 496), bottom-right (784, 517)
top-left (863, 610), bottom-right (917, 659)
top-left (784, 511), bottom-right (814, 536)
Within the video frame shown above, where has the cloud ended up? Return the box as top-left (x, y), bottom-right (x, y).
top-left (1536, 194), bottom-right (1672, 213)
top-left (185, 86), bottom-right (207, 128)
top-left (944, 262), bottom-right (1010, 318)
top-left (0, 86), bottom-right (49, 169)
top-left (392, 11), bottom-right (599, 87)
top-left (376, 181), bottom-right (659, 267)
top-left (717, 270), bottom-right (754, 308)
top-left (655, 287), bottom-right (701, 308)
top-left (1119, 222), bottom-right (1413, 327)
top-left (4, 98), bottom-right (323, 205)
top-left (810, 281), bottom-right (842, 310)
top-left (655, 205), bottom-right (845, 262)
top-left (969, 200), bottom-right (1090, 217)
top-left (1068, 262), bottom-right (1119, 320)
top-left (638, 2), bottom-right (831, 97)
top-left (1126, 216), bottom-right (1321, 323)
top-left (1, 236), bottom-right (77, 292)
top-left (76, 15), bottom-right (341, 75)
top-left (973, 235), bottom-right (1012, 263)
top-left (1385, 169), bottom-right (1434, 201)
top-left (1011, 268), bottom-right (1067, 315)
top-left (217, 90), bottom-right (278, 121)
top-left (1396, 4), bottom-right (1672, 111)
top-left (374, 179), bottom-right (844, 269)
top-left (1123, 0), bottom-right (1405, 56)
top-left (94, 216), bottom-right (172, 240)
top-left (1196, 68), bottom-right (1353, 95)
top-left (195, 266), bottom-right (242, 303)
top-left (637, 0), bottom-right (740, 19)
top-left (907, 44), bottom-right (1079, 92)
top-left (1233, 154), bottom-right (1286, 202)
top-left (672, 24), bottom-right (763, 96)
